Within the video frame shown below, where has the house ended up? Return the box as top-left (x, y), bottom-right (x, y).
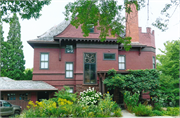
top-left (27, 4), bottom-right (155, 104)
top-left (0, 77), bottom-right (57, 110)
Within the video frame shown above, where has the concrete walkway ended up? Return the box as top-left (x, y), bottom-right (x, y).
top-left (121, 110), bottom-right (180, 118)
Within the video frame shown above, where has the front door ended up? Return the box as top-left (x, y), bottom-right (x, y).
top-left (84, 53), bottom-right (96, 84)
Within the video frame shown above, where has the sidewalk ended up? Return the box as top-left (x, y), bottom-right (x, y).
top-left (121, 110), bottom-right (180, 118)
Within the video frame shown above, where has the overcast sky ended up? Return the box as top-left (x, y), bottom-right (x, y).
top-left (2, 0), bottom-right (180, 69)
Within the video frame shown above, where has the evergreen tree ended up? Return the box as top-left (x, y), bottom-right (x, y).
top-left (2, 13), bottom-right (25, 80)
top-left (23, 68), bottom-right (33, 80)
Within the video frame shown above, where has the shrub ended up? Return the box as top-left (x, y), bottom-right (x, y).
top-left (166, 107), bottom-right (180, 116)
top-left (153, 103), bottom-right (162, 111)
top-left (133, 103), bottom-right (152, 116)
top-left (97, 93), bottom-right (122, 117)
top-left (52, 86), bottom-right (77, 103)
top-left (152, 110), bottom-right (164, 116)
top-left (17, 88), bottom-right (123, 117)
top-left (79, 87), bottom-right (102, 106)
top-left (124, 91), bottom-right (139, 112)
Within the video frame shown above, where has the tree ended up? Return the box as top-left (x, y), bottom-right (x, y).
top-left (0, 13), bottom-right (4, 42)
top-left (156, 40), bottom-right (180, 79)
top-left (64, 0), bottom-right (179, 48)
top-left (0, 0), bottom-right (51, 23)
top-left (1, 13), bottom-right (25, 80)
top-left (156, 40), bottom-right (180, 106)
top-left (23, 68), bottom-right (33, 80)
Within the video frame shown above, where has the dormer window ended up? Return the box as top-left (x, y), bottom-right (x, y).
top-left (87, 24), bottom-right (94, 33)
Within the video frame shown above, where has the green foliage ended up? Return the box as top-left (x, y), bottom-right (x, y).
top-left (166, 107), bottom-right (180, 116)
top-left (64, 0), bottom-right (147, 51)
top-left (0, 0), bottom-right (51, 23)
top-left (1, 13), bottom-right (25, 80)
top-left (23, 68), bottom-right (33, 80)
top-left (19, 88), bottom-right (122, 117)
top-left (104, 69), bottom-right (160, 93)
top-left (152, 1), bottom-right (179, 31)
top-left (103, 68), bottom-right (125, 90)
top-left (133, 103), bottom-right (152, 116)
top-left (157, 40), bottom-right (180, 107)
top-left (159, 74), bottom-right (179, 107)
top-left (104, 69), bottom-right (165, 107)
top-left (52, 86), bottom-right (77, 103)
top-left (0, 12), bottom-right (4, 42)
top-left (157, 40), bottom-right (180, 79)
top-left (97, 93), bottom-right (122, 117)
top-left (151, 110), bottom-right (164, 116)
top-left (124, 91), bottom-right (139, 112)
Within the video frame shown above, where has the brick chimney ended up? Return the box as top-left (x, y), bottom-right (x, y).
top-left (126, 3), bottom-right (139, 42)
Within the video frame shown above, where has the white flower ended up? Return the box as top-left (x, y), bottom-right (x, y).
top-left (80, 92), bottom-right (83, 95)
top-left (92, 87), bottom-right (94, 91)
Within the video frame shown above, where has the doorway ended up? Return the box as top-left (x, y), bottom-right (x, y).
top-left (37, 91), bottom-right (49, 101)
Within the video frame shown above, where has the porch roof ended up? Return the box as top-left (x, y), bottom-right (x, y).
top-left (0, 77), bottom-right (58, 91)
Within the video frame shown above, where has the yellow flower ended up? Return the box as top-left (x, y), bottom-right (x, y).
top-left (107, 91), bottom-right (109, 94)
top-left (27, 105), bottom-right (30, 109)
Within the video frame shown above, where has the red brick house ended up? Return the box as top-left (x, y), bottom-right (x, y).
top-left (27, 4), bottom-right (155, 104)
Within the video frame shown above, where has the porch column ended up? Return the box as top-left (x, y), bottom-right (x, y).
top-left (101, 73), bottom-right (106, 94)
top-left (99, 77), bottom-right (102, 93)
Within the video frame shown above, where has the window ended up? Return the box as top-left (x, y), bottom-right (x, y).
top-left (66, 62), bottom-right (73, 78)
top-left (66, 45), bottom-right (74, 53)
top-left (40, 53), bottom-right (49, 69)
top-left (7, 93), bottom-right (16, 100)
top-left (19, 93), bottom-right (28, 100)
top-left (119, 55), bottom-right (125, 70)
top-left (66, 87), bottom-right (74, 93)
top-left (3, 101), bottom-right (11, 107)
top-left (153, 56), bottom-right (155, 69)
top-left (87, 24), bottom-right (94, 33)
top-left (104, 53), bottom-right (116, 60)
top-left (84, 53), bottom-right (96, 84)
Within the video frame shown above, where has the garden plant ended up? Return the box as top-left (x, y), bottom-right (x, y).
top-left (16, 86), bottom-right (122, 117)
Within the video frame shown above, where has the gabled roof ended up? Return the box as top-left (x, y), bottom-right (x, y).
top-left (32, 20), bottom-right (71, 41)
top-left (0, 77), bottom-right (58, 91)
top-left (27, 19), bottom-right (146, 48)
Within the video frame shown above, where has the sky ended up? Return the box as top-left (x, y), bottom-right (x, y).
top-left (2, 0), bottom-right (180, 69)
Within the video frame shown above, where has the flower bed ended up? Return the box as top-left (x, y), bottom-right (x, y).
top-left (16, 87), bottom-right (122, 117)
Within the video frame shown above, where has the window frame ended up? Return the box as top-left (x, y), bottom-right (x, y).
top-left (65, 62), bottom-right (74, 79)
top-left (103, 53), bottom-right (116, 60)
top-left (65, 45), bottom-right (74, 53)
top-left (66, 87), bottom-right (74, 93)
top-left (87, 24), bottom-right (94, 33)
top-left (40, 52), bottom-right (49, 70)
top-left (7, 93), bottom-right (16, 100)
top-left (119, 55), bottom-right (126, 70)
top-left (153, 56), bottom-right (156, 69)
top-left (83, 53), bottom-right (97, 84)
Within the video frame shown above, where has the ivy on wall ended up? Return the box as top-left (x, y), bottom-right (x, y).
top-left (103, 69), bottom-right (165, 106)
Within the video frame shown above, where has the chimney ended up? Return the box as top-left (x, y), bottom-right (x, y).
top-left (126, 3), bottom-right (139, 42)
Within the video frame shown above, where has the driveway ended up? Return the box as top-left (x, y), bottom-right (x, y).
top-left (121, 110), bottom-right (180, 118)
